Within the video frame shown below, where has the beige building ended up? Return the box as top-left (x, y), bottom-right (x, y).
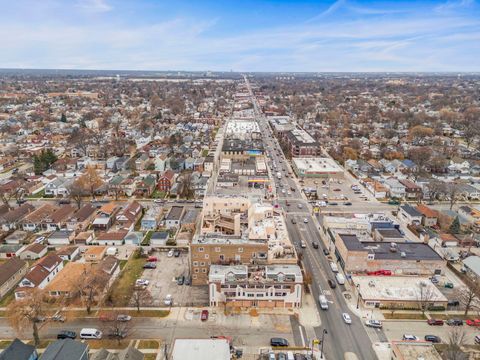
top-left (0, 258), bottom-right (28, 298)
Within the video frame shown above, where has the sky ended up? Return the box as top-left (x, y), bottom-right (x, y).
top-left (0, 0), bottom-right (479, 72)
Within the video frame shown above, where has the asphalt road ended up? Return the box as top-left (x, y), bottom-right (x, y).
top-left (247, 78), bottom-right (378, 359)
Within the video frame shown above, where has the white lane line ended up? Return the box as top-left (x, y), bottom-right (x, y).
top-left (299, 325), bottom-right (306, 347)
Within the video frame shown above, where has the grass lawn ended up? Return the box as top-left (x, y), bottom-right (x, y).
top-left (87, 339), bottom-right (130, 349)
top-left (138, 340), bottom-right (160, 349)
top-left (433, 314), bottom-right (470, 320)
top-left (142, 231), bottom-right (153, 246)
top-left (119, 260), bottom-right (128, 270)
top-left (96, 309), bottom-right (169, 318)
top-left (143, 354), bottom-right (158, 360)
top-left (0, 340), bottom-right (12, 349)
top-left (27, 189), bottom-right (46, 199)
top-left (383, 312), bottom-right (427, 320)
top-left (107, 252), bottom-right (145, 306)
top-left (151, 190), bottom-right (166, 199)
top-left (0, 288), bottom-right (16, 307)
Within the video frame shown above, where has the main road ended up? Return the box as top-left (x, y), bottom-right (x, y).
top-left (245, 76), bottom-right (378, 359)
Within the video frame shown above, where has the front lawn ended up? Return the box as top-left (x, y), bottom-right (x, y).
top-left (106, 251), bottom-right (145, 306)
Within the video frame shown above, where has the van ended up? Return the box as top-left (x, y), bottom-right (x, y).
top-left (330, 262), bottom-right (338, 273)
top-left (319, 295), bottom-right (329, 310)
top-left (80, 328), bottom-right (102, 339)
top-left (270, 337), bottom-right (289, 347)
top-left (336, 273), bottom-right (345, 285)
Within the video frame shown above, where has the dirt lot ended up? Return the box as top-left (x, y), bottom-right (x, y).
top-left (140, 250), bottom-right (209, 307)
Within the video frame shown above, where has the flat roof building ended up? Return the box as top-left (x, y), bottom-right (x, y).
top-left (292, 157), bottom-right (344, 178)
top-left (172, 338), bottom-right (230, 360)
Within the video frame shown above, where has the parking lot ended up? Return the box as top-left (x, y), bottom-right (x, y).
top-left (138, 250), bottom-right (209, 307)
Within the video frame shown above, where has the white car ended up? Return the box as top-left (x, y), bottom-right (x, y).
top-left (135, 279), bottom-right (149, 287)
top-left (287, 191), bottom-right (291, 195)
top-left (281, 189), bottom-right (286, 194)
top-left (303, 218), bottom-right (308, 223)
top-left (297, 204), bottom-right (303, 209)
top-left (402, 334), bottom-right (418, 341)
top-left (117, 314), bottom-right (132, 322)
top-left (164, 294), bottom-right (173, 306)
top-left (365, 320), bottom-right (382, 328)
top-left (153, 199), bottom-right (163, 203)
top-left (342, 313), bottom-right (352, 324)
top-left (34, 236), bottom-right (45, 244)
top-left (167, 249), bottom-right (174, 257)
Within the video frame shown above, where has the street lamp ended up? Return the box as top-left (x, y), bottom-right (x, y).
top-left (356, 284), bottom-right (361, 309)
top-left (320, 329), bottom-right (328, 359)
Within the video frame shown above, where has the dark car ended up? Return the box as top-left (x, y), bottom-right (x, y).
top-left (174, 250), bottom-right (181, 257)
top-left (448, 300), bottom-right (460, 307)
top-left (16, 199), bottom-right (27, 205)
top-left (424, 335), bottom-right (441, 343)
top-left (427, 319), bottom-right (444, 326)
top-left (277, 353), bottom-right (287, 360)
top-left (58, 198), bottom-right (71, 205)
top-left (57, 330), bottom-right (77, 339)
top-left (270, 337), bottom-right (289, 347)
top-left (343, 202), bottom-right (352, 206)
top-left (447, 319), bottom-right (463, 326)
top-left (323, 248), bottom-right (330, 256)
top-left (329, 202), bottom-right (338, 206)
top-left (328, 279), bottom-right (337, 289)
top-left (177, 276), bottom-right (185, 285)
top-left (143, 262), bottom-right (156, 269)
top-left (312, 241), bottom-right (319, 249)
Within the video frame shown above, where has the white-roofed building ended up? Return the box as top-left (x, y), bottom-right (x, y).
top-left (172, 338), bottom-right (231, 360)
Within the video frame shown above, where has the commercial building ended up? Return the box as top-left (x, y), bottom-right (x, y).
top-left (291, 157), bottom-right (344, 178)
top-left (172, 338), bottom-right (231, 360)
top-left (209, 264), bottom-right (303, 308)
top-left (391, 341), bottom-right (442, 360)
top-left (283, 127), bottom-right (321, 157)
top-left (334, 233), bottom-right (445, 276)
top-left (352, 275), bottom-right (448, 309)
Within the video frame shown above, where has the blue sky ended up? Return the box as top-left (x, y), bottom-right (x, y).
top-left (0, 0), bottom-right (479, 72)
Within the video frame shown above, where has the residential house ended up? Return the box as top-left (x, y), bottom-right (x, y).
top-left (383, 177), bottom-right (406, 199)
top-left (157, 170), bottom-right (175, 192)
top-left (5, 231), bottom-right (29, 245)
top-left (115, 201), bottom-right (142, 231)
top-left (44, 177), bottom-right (73, 197)
top-left (56, 246), bottom-right (79, 261)
top-left (134, 175), bottom-right (156, 197)
top-left (47, 230), bottom-right (74, 246)
top-left (399, 179), bottom-right (423, 201)
top-left (74, 231), bottom-right (95, 245)
top-left (416, 204), bottom-right (439, 227)
top-left (43, 205), bottom-right (76, 231)
top-left (165, 206), bottom-right (184, 229)
top-left (0, 204), bottom-right (35, 231)
top-left (150, 231), bottom-right (169, 246)
top-left (0, 338), bottom-right (38, 360)
top-left (154, 154), bottom-right (167, 172)
top-left (135, 153), bottom-right (150, 171)
top-left (363, 179), bottom-right (387, 199)
top-left (40, 339), bottom-right (89, 360)
top-left (19, 243), bottom-right (47, 261)
top-left (65, 204), bottom-right (97, 231)
top-left (140, 207), bottom-right (161, 230)
top-left (124, 232), bottom-right (144, 246)
top-left (21, 204), bottom-right (57, 232)
top-left (92, 203), bottom-right (119, 231)
top-left (0, 258), bottom-right (28, 298)
top-left (0, 244), bottom-right (25, 259)
top-left (90, 346), bottom-right (145, 360)
top-left (96, 231), bottom-right (127, 246)
top-left (399, 204), bottom-right (423, 225)
top-left (84, 246), bottom-right (107, 262)
top-left (15, 254), bottom-right (64, 300)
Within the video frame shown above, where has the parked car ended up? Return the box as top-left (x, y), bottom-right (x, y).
top-left (201, 310), bottom-right (209, 321)
top-left (164, 294), bottom-right (173, 306)
top-left (424, 335), bottom-right (441, 343)
top-left (174, 250), bottom-right (181, 257)
top-left (327, 279), bottom-right (337, 289)
top-left (323, 248), bottom-right (330, 256)
top-left (135, 279), bottom-right (149, 287)
top-left (57, 330), bottom-right (77, 339)
top-left (117, 314), bottom-right (132, 322)
top-left (108, 329), bottom-right (127, 339)
top-left (365, 320), bottom-right (383, 328)
top-left (167, 250), bottom-right (174, 257)
top-left (475, 335), bottom-right (480, 344)
top-left (466, 319), bottom-right (480, 327)
top-left (147, 256), bottom-right (158, 262)
top-left (51, 312), bottom-right (65, 322)
top-left (177, 276), bottom-right (185, 285)
top-left (445, 282), bottom-right (454, 288)
top-left (303, 218), bottom-right (308, 223)
top-left (402, 334), bottom-right (418, 341)
top-left (427, 319), bottom-right (444, 326)
top-left (277, 353), bottom-right (287, 360)
top-left (343, 202), bottom-right (352, 206)
top-left (291, 218), bottom-right (297, 224)
top-left (448, 300), bottom-right (460, 307)
top-left (143, 262), bottom-right (156, 269)
top-left (300, 241), bottom-right (306, 248)
top-left (447, 319), bottom-right (463, 326)
top-left (342, 313), bottom-right (352, 324)
top-left (270, 338), bottom-right (289, 347)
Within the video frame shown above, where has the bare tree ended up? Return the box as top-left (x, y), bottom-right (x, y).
top-left (100, 311), bottom-right (134, 345)
top-left (0, 179), bottom-right (26, 210)
top-left (7, 289), bottom-right (49, 346)
top-left (446, 183), bottom-right (460, 210)
top-left (131, 288), bottom-right (153, 312)
top-left (68, 180), bottom-right (87, 210)
top-left (444, 327), bottom-right (467, 360)
top-left (456, 281), bottom-right (480, 316)
top-left (70, 265), bottom-right (110, 314)
top-left (416, 282), bottom-right (436, 315)
top-left (179, 171), bottom-right (195, 199)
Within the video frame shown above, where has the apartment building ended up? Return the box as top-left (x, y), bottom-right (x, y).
top-left (209, 264), bottom-right (303, 308)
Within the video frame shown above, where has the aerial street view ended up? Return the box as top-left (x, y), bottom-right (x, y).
top-left (0, 1), bottom-right (480, 360)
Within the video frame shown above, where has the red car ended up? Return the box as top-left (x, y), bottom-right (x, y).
top-left (147, 256), bottom-right (158, 262)
top-left (201, 310), bottom-right (209, 321)
top-left (427, 319), bottom-right (444, 326)
top-left (466, 319), bottom-right (480, 326)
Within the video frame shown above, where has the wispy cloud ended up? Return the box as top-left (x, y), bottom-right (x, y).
top-left (435, 0), bottom-right (475, 13)
top-left (75, 0), bottom-right (112, 13)
top-left (306, 0), bottom-right (346, 22)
